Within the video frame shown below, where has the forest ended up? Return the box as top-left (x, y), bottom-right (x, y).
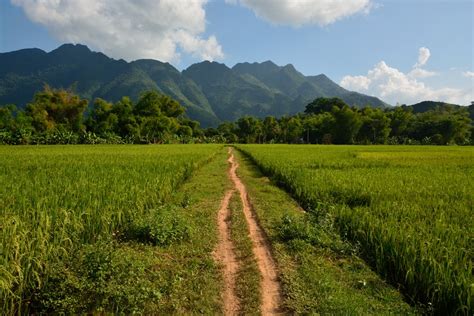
top-left (0, 87), bottom-right (472, 145)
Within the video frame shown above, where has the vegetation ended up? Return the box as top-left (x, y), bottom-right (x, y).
top-left (0, 44), bottom-right (386, 126)
top-left (1, 141), bottom-right (471, 313)
top-left (0, 86), bottom-right (203, 145)
top-left (1, 84), bottom-right (472, 146)
top-left (229, 194), bottom-right (261, 315)
top-left (208, 98), bottom-right (473, 145)
top-left (0, 145), bottom-right (225, 314)
top-left (234, 150), bottom-right (415, 314)
top-left (236, 145), bottom-right (473, 314)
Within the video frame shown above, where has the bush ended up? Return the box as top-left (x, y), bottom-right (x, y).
top-left (0, 131), bottom-right (13, 144)
top-left (31, 240), bottom-right (163, 314)
top-left (125, 206), bottom-right (190, 246)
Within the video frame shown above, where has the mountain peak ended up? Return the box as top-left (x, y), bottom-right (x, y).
top-left (185, 60), bottom-right (231, 73)
top-left (261, 60), bottom-right (278, 67)
top-left (232, 60), bottom-right (281, 75)
top-left (132, 59), bottom-right (176, 71)
top-left (51, 43), bottom-right (92, 54)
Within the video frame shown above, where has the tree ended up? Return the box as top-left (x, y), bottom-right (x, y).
top-left (305, 97), bottom-right (347, 115)
top-left (262, 116), bottom-right (281, 143)
top-left (25, 86), bottom-right (87, 132)
top-left (139, 116), bottom-right (171, 143)
top-left (180, 118), bottom-right (202, 138)
top-left (160, 95), bottom-right (184, 118)
top-left (280, 116), bottom-right (303, 143)
top-left (331, 106), bottom-right (362, 144)
top-left (236, 116), bottom-right (262, 143)
top-left (0, 104), bottom-right (16, 131)
top-left (112, 97), bottom-right (138, 138)
top-left (388, 106), bottom-right (413, 138)
top-left (86, 98), bottom-right (118, 135)
top-left (302, 113), bottom-right (334, 144)
top-left (357, 108), bottom-right (391, 144)
top-left (217, 121), bottom-right (238, 143)
top-left (134, 91), bottom-right (162, 118)
top-left (134, 91), bottom-right (184, 119)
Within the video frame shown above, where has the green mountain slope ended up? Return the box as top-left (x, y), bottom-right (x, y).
top-left (0, 44), bottom-right (389, 126)
top-left (183, 61), bottom-right (294, 121)
top-left (233, 61), bottom-right (387, 111)
top-left (0, 44), bottom-right (220, 126)
top-left (407, 101), bottom-right (474, 121)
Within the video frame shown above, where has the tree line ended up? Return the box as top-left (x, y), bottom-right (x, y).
top-left (208, 98), bottom-right (473, 145)
top-left (0, 87), bottom-right (200, 144)
top-left (1, 87), bottom-right (472, 145)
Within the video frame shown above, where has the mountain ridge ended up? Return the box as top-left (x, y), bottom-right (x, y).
top-left (0, 43), bottom-right (388, 126)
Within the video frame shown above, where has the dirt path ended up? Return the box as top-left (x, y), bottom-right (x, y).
top-left (214, 183), bottom-right (239, 314)
top-left (215, 148), bottom-right (282, 315)
top-left (228, 148), bottom-right (283, 315)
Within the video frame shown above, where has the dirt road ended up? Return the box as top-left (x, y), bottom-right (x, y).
top-left (215, 148), bottom-right (282, 315)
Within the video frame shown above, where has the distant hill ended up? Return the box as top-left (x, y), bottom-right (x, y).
top-left (0, 44), bottom-right (388, 126)
top-left (405, 101), bottom-right (474, 121)
top-left (408, 101), bottom-right (460, 113)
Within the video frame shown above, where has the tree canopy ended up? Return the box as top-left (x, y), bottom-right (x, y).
top-left (207, 97), bottom-right (473, 145)
top-left (1, 92), bottom-right (472, 145)
top-left (0, 87), bottom-right (200, 144)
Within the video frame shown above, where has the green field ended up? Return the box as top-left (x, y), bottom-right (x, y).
top-left (237, 145), bottom-right (474, 314)
top-left (1, 144), bottom-right (472, 314)
top-left (0, 145), bottom-right (224, 313)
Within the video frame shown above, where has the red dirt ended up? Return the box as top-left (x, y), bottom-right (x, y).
top-left (214, 186), bottom-right (240, 315)
top-left (228, 149), bottom-right (283, 315)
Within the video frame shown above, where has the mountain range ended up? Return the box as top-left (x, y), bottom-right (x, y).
top-left (0, 44), bottom-right (387, 126)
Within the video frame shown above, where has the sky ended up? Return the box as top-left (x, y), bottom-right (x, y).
top-left (0, 0), bottom-right (473, 105)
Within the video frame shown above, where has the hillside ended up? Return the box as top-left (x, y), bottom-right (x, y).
top-left (406, 101), bottom-right (474, 121)
top-left (0, 44), bottom-right (388, 126)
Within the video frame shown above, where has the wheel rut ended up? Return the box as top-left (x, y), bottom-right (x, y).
top-left (215, 148), bottom-right (282, 315)
top-left (214, 184), bottom-right (239, 314)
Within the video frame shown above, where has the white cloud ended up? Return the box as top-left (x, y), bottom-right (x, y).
top-left (463, 71), bottom-right (474, 78)
top-left (226, 0), bottom-right (372, 26)
top-left (409, 47), bottom-right (437, 78)
top-left (11, 0), bottom-right (224, 62)
top-left (414, 47), bottom-right (431, 68)
top-left (408, 68), bottom-right (437, 79)
top-left (340, 49), bottom-right (473, 105)
top-left (340, 75), bottom-right (371, 91)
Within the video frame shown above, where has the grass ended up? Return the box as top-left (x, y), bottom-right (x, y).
top-left (233, 149), bottom-right (415, 314)
top-left (236, 144), bottom-right (473, 314)
top-left (2, 143), bottom-right (470, 314)
top-left (229, 192), bottom-right (261, 315)
top-left (0, 144), bottom-right (230, 314)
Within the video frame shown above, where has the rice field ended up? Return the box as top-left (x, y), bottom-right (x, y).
top-left (237, 145), bottom-right (474, 314)
top-left (1, 144), bottom-right (472, 314)
top-left (0, 145), bottom-right (220, 314)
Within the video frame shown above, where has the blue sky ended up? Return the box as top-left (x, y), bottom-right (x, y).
top-left (1, 0), bottom-right (473, 105)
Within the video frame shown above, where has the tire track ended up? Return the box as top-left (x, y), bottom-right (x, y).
top-left (228, 148), bottom-right (283, 315)
top-left (214, 149), bottom-right (239, 315)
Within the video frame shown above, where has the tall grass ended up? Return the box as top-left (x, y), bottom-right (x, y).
top-left (0, 144), bottom-right (220, 314)
top-left (238, 144), bottom-right (473, 314)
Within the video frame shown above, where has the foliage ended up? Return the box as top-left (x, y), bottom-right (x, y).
top-left (235, 150), bottom-right (415, 314)
top-left (2, 90), bottom-right (472, 145)
top-left (125, 206), bottom-right (191, 246)
top-left (238, 145), bottom-right (474, 314)
top-left (208, 98), bottom-right (473, 145)
top-left (0, 88), bottom-right (202, 144)
top-left (26, 85), bottom-right (88, 133)
top-left (30, 241), bottom-right (163, 314)
top-left (0, 145), bottom-right (220, 314)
